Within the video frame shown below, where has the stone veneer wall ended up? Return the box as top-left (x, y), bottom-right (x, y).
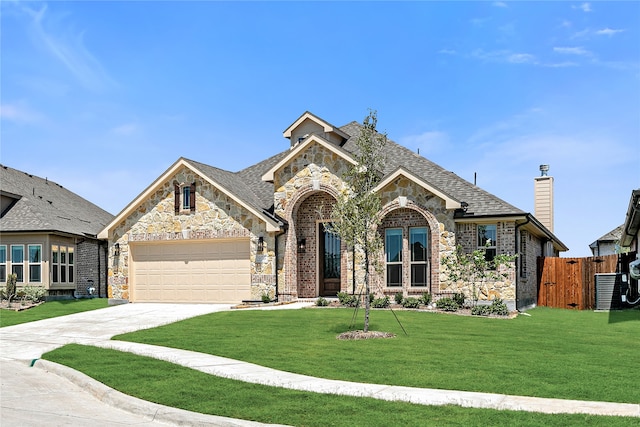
top-left (108, 166), bottom-right (275, 301)
top-left (441, 221), bottom-right (518, 305)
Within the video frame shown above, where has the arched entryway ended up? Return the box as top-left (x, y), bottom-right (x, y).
top-left (292, 190), bottom-right (346, 298)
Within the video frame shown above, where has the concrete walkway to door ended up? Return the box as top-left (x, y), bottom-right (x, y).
top-left (1, 302), bottom-right (639, 426)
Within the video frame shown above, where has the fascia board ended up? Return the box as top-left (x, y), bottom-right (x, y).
top-left (375, 168), bottom-right (461, 210)
top-left (262, 134), bottom-right (356, 182)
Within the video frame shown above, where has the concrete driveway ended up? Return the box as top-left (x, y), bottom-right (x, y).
top-left (1, 302), bottom-right (284, 426)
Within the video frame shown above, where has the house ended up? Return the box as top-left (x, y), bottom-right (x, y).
top-left (589, 225), bottom-right (623, 256)
top-left (0, 165), bottom-right (113, 298)
top-left (99, 111), bottom-right (568, 310)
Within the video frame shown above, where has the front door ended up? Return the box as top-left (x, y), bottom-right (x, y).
top-left (319, 223), bottom-right (341, 296)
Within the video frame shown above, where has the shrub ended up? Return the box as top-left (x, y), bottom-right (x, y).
top-left (471, 305), bottom-right (491, 316)
top-left (436, 297), bottom-right (459, 312)
top-left (369, 293), bottom-right (375, 304)
top-left (452, 292), bottom-right (466, 307)
top-left (489, 298), bottom-right (509, 316)
top-left (21, 285), bottom-right (46, 302)
top-left (372, 296), bottom-right (390, 308)
top-left (316, 297), bottom-right (329, 307)
top-left (401, 297), bottom-right (420, 309)
top-left (394, 292), bottom-right (404, 305)
top-left (420, 292), bottom-right (432, 306)
top-left (337, 292), bottom-right (359, 307)
top-left (261, 293), bottom-right (271, 303)
top-left (5, 274), bottom-right (17, 304)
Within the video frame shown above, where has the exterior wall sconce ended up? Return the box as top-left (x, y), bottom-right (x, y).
top-left (114, 243), bottom-right (120, 257)
top-left (297, 238), bottom-right (306, 253)
top-left (257, 236), bottom-right (264, 253)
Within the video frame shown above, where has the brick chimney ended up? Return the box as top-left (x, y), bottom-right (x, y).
top-left (534, 165), bottom-right (554, 232)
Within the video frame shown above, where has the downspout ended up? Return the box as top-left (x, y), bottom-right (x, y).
top-left (97, 240), bottom-right (101, 298)
top-left (274, 227), bottom-right (287, 302)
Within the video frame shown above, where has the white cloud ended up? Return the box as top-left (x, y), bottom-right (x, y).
top-left (19, 3), bottom-right (115, 91)
top-left (553, 46), bottom-right (591, 56)
top-left (399, 131), bottom-right (450, 156)
top-left (0, 103), bottom-right (45, 123)
top-left (595, 28), bottom-right (624, 36)
top-left (508, 53), bottom-right (537, 64)
top-left (573, 3), bottom-right (592, 13)
top-left (111, 123), bottom-right (139, 136)
top-left (438, 49), bottom-right (457, 55)
top-left (493, 2), bottom-right (508, 8)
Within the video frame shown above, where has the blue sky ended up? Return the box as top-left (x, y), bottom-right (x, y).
top-left (1, 1), bottom-right (638, 257)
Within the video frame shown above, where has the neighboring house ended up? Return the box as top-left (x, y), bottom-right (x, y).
top-left (589, 225), bottom-right (623, 256)
top-left (0, 165), bottom-right (114, 298)
top-left (99, 112), bottom-right (568, 310)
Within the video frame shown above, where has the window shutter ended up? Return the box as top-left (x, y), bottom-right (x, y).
top-left (174, 183), bottom-right (180, 214)
top-left (190, 182), bottom-right (196, 212)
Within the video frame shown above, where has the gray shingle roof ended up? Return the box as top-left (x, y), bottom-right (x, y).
top-left (0, 164), bottom-right (114, 237)
top-left (183, 120), bottom-right (527, 220)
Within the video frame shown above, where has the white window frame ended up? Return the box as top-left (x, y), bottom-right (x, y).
top-left (10, 245), bottom-right (24, 283)
top-left (182, 185), bottom-right (191, 210)
top-left (478, 224), bottom-right (497, 263)
top-left (28, 244), bottom-right (42, 283)
top-left (0, 245), bottom-right (6, 283)
top-left (409, 227), bottom-right (429, 287)
top-left (385, 228), bottom-right (403, 287)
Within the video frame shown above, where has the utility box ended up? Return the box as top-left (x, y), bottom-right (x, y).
top-left (595, 273), bottom-right (623, 310)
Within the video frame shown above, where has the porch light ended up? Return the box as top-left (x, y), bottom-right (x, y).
top-left (114, 243), bottom-right (120, 257)
top-left (297, 238), bottom-right (306, 253)
top-left (257, 236), bottom-right (264, 253)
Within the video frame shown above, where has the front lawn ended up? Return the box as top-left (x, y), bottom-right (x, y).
top-left (112, 307), bottom-right (640, 403)
top-left (43, 344), bottom-right (639, 427)
top-left (0, 298), bottom-right (108, 327)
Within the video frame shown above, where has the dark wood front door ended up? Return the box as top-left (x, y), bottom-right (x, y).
top-left (319, 223), bottom-right (341, 296)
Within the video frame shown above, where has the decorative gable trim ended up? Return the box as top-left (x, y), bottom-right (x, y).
top-left (98, 158), bottom-right (280, 239)
top-left (282, 111), bottom-right (349, 140)
top-left (261, 134), bottom-right (357, 183)
top-left (374, 167), bottom-right (462, 210)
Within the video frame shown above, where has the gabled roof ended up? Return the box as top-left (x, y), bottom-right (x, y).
top-left (261, 134), bottom-right (357, 182)
top-left (0, 164), bottom-right (113, 237)
top-left (621, 189), bottom-right (640, 248)
top-left (589, 225), bottom-right (623, 249)
top-left (283, 111), bottom-right (350, 141)
top-left (98, 158), bottom-right (282, 239)
top-left (374, 167), bottom-right (461, 210)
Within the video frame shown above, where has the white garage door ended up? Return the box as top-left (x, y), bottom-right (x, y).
top-left (131, 239), bottom-right (250, 303)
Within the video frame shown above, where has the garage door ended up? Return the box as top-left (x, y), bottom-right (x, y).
top-left (131, 239), bottom-right (250, 303)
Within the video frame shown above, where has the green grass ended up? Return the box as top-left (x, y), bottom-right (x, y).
top-left (112, 307), bottom-right (640, 403)
top-left (43, 344), bottom-right (639, 427)
top-left (0, 298), bottom-right (108, 327)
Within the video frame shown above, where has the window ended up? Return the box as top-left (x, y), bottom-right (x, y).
top-left (478, 224), bottom-right (497, 262)
top-left (182, 186), bottom-right (191, 210)
top-left (52, 245), bottom-right (59, 283)
top-left (0, 246), bottom-right (6, 283)
top-left (68, 247), bottom-right (75, 283)
top-left (519, 231), bottom-right (527, 278)
top-left (11, 245), bottom-right (24, 282)
top-left (410, 227), bottom-right (428, 287)
top-left (385, 229), bottom-right (403, 287)
top-left (60, 247), bottom-right (67, 283)
top-left (28, 245), bottom-right (42, 283)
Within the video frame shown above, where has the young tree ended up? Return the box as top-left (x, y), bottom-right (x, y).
top-left (441, 244), bottom-right (518, 306)
top-left (329, 110), bottom-right (387, 333)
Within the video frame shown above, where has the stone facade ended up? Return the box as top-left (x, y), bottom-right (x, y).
top-left (108, 166), bottom-right (275, 301)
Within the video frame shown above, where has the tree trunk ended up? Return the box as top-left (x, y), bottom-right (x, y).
top-left (364, 248), bottom-right (370, 332)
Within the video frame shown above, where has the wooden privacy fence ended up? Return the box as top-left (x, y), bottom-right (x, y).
top-left (537, 254), bottom-right (619, 310)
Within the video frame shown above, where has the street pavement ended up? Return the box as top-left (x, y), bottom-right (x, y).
top-left (1, 302), bottom-right (638, 426)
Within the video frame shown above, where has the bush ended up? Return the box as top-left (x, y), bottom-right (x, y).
top-left (337, 292), bottom-right (359, 307)
top-left (21, 285), bottom-right (46, 302)
top-left (369, 293), bottom-right (375, 304)
top-left (372, 296), bottom-right (390, 308)
top-left (394, 292), bottom-right (404, 305)
top-left (316, 297), bottom-right (329, 307)
top-left (5, 273), bottom-right (17, 304)
top-left (261, 293), bottom-right (271, 303)
top-left (436, 297), bottom-right (459, 312)
top-left (420, 292), bottom-right (432, 306)
top-left (489, 298), bottom-right (509, 316)
top-left (471, 305), bottom-right (491, 316)
top-left (401, 297), bottom-right (420, 309)
top-left (452, 292), bottom-right (466, 307)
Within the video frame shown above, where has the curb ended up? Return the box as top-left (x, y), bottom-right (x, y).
top-left (33, 359), bottom-right (289, 427)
